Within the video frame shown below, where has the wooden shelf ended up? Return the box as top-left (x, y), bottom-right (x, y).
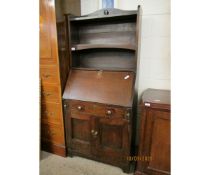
top-left (70, 44), bottom-right (135, 51)
top-left (72, 67), bottom-right (135, 72)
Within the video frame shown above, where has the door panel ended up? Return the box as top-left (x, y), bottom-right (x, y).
top-left (144, 109), bottom-right (170, 175)
top-left (40, 0), bottom-right (58, 64)
top-left (91, 116), bottom-right (130, 163)
top-left (64, 100), bottom-right (92, 156)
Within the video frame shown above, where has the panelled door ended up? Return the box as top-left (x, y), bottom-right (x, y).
top-left (91, 116), bottom-right (130, 164)
top-left (141, 108), bottom-right (171, 175)
top-left (40, 0), bottom-right (58, 64)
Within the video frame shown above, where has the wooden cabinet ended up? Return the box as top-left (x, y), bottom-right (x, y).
top-left (40, 0), bottom-right (66, 156)
top-left (40, 0), bottom-right (81, 156)
top-left (135, 89), bottom-right (171, 175)
top-left (63, 6), bottom-right (140, 172)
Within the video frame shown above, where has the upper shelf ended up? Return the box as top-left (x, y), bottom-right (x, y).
top-left (70, 44), bottom-right (136, 51)
top-left (68, 8), bottom-right (138, 22)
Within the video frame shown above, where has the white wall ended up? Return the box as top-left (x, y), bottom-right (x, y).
top-left (81, 0), bottom-right (171, 97)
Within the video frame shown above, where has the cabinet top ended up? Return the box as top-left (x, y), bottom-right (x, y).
top-left (67, 7), bottom-right (140, 22)
top-left (142, 89), bottom-right (170, 106)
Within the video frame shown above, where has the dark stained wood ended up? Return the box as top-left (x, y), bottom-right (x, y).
top-left (63, 99), bottom-right (132, 172)
top-left (63, 69), bottom-right (135, 107)
top-left (68, 10), bottom-right (137, 72)
top-left (135, 89), bottom-right (171, 175)
top-left (71, 43), bottom-right (135, 51)
top-left (69, 8), bottom-right (137, 21)
top-left (56, 21), bottom-right (70, 92)
top-left (63, 6), bottom-right (141, 172)
top-left (72, 49), bottom-right (135, 71)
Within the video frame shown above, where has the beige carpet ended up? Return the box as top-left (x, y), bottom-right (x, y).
top-left (40, 151), bottom-right (134, 175)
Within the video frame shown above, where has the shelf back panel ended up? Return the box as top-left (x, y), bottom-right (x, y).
top-left (72, 20), bottom-right (136, 46)
top-left (72, 49), bottom-right (136, 71)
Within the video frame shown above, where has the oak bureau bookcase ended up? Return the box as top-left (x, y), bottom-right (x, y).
top-left (62, 6), bottom-right (141, 172)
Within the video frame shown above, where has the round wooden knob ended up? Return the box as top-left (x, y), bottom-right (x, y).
top-left (77, 106), bottom-right (82, 110)
top-left (94, 131), bottom-right (98, 136)
top-left (104, 9), bottom-right (109, 15)
top-left (64, 104), bottom-right (67, 108)
top-left (106, 110), bottom-right (112, 115)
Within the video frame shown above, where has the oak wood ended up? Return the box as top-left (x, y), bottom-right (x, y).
top-left (40, 0), bottom-right (58, 64)
top-left (69, 8), bottom-right (137, 21)
top-left (40, 65), bottom-right (60, 84)
top-left (41, 140), bottom-right (66, 157)
top-left (41, 123), bottom-right (65, 145)
top-left (41, 102), bottom-right (63, 125)
top-left (63, 69), bottom-right (135, 107)
top-left (63, 6), bottom-right (141, 172)
top-left (63, 100), bottom-right (132, 172)
top-left (40, 0), bottom-right (67, 156)
top-left (72, 49), bottom-right (135, 71)
top-left (135, 89), bottom-right (171, 175)
top-left (71, 43), bottom-right (135, 51)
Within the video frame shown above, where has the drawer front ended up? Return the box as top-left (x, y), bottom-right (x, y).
top-left (41, 103), bottom-right (63, 124)
top-left (69, 100), bottom-right (130, 119)
top-left (41, 85), bottom-right (61, 103)
top-left (40, 65), bottom-right (59, 84)
top-left (41, 124), bottom-right (65, 145)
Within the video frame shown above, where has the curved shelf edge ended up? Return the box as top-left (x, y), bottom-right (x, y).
top-left (70, 44), bottom-right (136, 51)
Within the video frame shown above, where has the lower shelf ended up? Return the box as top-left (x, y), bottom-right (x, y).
top-left (41, 140), bottom-right (66, 157)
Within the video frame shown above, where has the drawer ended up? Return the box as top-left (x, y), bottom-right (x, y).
top-left (68, 100), bottom-right (130, 119)
top-left (41, 103), bottom-right (63, 124)
top-left (41, 84), bottom-right (61, 103)
top-left (41, 124), bottom-right (65, 145)
top-left (40, 65), bottom-right (59, 84)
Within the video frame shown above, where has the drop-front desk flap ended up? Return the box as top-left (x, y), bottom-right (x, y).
top-left (63, 69), bottom-right (135, 107)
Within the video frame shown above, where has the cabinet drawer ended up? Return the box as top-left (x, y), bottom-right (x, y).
top-left (41, 124), bottom-right (65, 145)
top-left (40, 65), bottom-right (59, 84)
top-left (41, 85), bottom-right (61, 103)
top-left (41, 103), bottom-right (63, 124)
top-left (68, 100), bottom-right (130, 119)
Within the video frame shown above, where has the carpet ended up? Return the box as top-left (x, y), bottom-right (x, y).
top-left (40, 151), bottom-right (134, 175)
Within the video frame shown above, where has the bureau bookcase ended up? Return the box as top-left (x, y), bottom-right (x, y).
top-left (63, 7), bottom-right (141, 172)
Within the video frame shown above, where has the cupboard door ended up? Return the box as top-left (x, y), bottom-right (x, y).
top-left (91, 116), bottom-right (130, 164)
top-left (142, 109), bottom-right (170, 175)
top-left (64, 101), bottom-right (92, 157)
top-left (40, 0), bottom-right (58, 64)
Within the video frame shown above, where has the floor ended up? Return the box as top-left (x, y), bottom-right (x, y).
top-left (40, 151), bottom-right (134, 175)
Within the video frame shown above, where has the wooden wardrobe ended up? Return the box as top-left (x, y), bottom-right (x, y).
top-left (39, 0), bottom-right (80, 156)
